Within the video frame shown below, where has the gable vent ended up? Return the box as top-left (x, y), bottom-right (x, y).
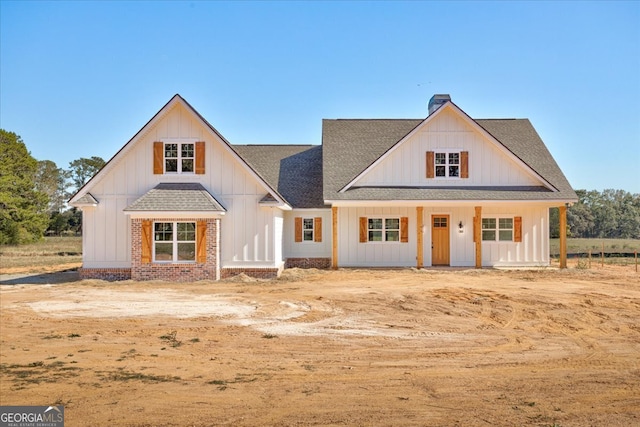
top-left (428, 94), bottom-right (451, 115)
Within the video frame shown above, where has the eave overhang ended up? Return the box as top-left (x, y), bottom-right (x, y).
top-left (338, 102), bottom-right (558, 194)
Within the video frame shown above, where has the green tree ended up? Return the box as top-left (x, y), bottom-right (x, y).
top-left (36, 160), bottom-right (67, 213)
top-left (67, 156), bottom-right (105, 192)
top-left (47, 208), bottom-right (82, 236)
top-left (566, 189), bottom-right (640, 239)
top-left (0, 130), bottom-right (49, 244)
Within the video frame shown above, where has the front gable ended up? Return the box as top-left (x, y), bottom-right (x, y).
top-left (70, 95), bottom-right (289, 210)
top-left (344, 103), bottom-right (553, 192)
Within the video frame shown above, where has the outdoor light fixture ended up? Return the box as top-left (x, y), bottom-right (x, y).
top-left (458, 221), bottom-right (464, 233)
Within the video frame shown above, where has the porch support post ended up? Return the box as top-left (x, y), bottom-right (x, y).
top-left (332, 206), bottom-right (338, 269)
top-left (559, 204), bottom-right (567, 269)
top-left (474, 206), bottom-right (482, 269)
top-left (416, 206), bottom-right (424, 269)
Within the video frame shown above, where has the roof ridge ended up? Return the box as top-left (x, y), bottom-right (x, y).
top-left (327, 118), bottom-right (422, 121)
top-left (476, 118), bottom-right (525, 121)
top-left (233, 144), bottom-right (317, 147)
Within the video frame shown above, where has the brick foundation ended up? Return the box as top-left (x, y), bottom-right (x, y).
top-left (285, 257), bottom-right (331, 269)
top-left (130, 217), bottom-right (220, 282)
top-left (79, 268), bottom-right (132, 281)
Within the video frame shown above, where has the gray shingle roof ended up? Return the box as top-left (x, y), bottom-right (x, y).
top-left (475, 119), bottom-right (575, 197)
top-left (322, 117), bottom-right (577, 202)
top-left (322, 119), bottom-right (422, 201)
top-left (124, 183), bottom-right (226, 212)
top-left (341, 186), bottom-right (559, 201)
top-left (229, 108), bottom-right (577, 206)
top-left (233, 144), bottom-right (325, 208)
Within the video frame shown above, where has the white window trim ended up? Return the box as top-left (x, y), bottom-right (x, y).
top-left (481, 215), bottom-right (515, 243)
top-left (433, 149), bottom-right (463, 180)
top-left (366, 216), bottom-right (402, 244)
top-left (153, 221), bottom-right (197, 263)
top-left (301, 217), bottom-right (315, 243)
top-left (163, 141), bottom-right (196, 175)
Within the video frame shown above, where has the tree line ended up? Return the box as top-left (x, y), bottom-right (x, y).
top-left (550, 189), bottom-right (640, 240)
top-left (1, 128), bottom-right (639, 245)
top-left (1, 129), bottom-right (104, 244)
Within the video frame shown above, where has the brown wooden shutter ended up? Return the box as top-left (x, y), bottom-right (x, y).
top-left (426, 151), bottom-right (434, 178)
top-left (195, 141), bottom-right (205, 174)
top-left (294, 217), bottom-right (302, 242)
top-left (514, 216), bottom-right (522, 243)
top-left (314, 217), bottom-right (322, 242)
top-left (400, 217), bottom-right (409, 243)
top-left (359, 217), bottom-right (367, 243)
top-left (197, 220), bottom-right (207, 263)
top-left (460, 151), bottom-right (469, 178)
top-left (141, 220), bottom-right (152, 263)
top-left (153, 142), bottom-right (163, 174)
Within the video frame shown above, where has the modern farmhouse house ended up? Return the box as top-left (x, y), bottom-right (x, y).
top-left (69, 94), bottom-right (577, 281)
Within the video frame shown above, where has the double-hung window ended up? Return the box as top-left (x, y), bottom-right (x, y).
top-left (164, 143), bottom-right (194, 173)
top-left (302, 218), bottom-right (315, 241)
top-left (154, 222), bottom-right (196, 262)
top-left (482, 218), bottom-right (513, 242)
top-left (368, 218), bottom-right (400, 242)
top-left (294, 217), bottom-right (322, 243)
top-left (360, 217), bottom-right (409, 243)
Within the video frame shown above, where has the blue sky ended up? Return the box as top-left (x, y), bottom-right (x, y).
top-left (1, 1), bottom-right (639, 193)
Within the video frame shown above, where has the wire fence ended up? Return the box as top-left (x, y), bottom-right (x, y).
top-left (549, 238), bottom-right (640, 271)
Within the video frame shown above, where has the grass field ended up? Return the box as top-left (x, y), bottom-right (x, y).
top-left (0, 236), bottom-right (82, 272)
top-left (550, 238), bottom-right (640, 255)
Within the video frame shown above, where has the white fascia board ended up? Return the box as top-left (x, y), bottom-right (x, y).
top-left (339, 102), bottom-right (557, 193)
top-left (326, 199), bottom-right (575, 208)
top-left (289, 207), bottom-right (332, 212)
top-left (69, 95), bottom-right (185, 204)
top-left (184, 99), bottom-right (290, 208)
top-left (258, 201), bottom-right (293, 210)
top-left (124, 211), bottom-right (226, 219)
top-left (448, 103), bottom-right (558, 192)
top-left (339, 116), bottom-right (429, 193)
top-left (70, 95), bottom-right (289, 209)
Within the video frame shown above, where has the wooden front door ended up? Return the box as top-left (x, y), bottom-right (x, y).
top-left (432, 215), bottom-right (450, 266)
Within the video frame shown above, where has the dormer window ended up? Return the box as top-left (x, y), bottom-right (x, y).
top-left (154, 141), bottom-right (205, 175)
top-left (427, 150), bottom-right (469, 179)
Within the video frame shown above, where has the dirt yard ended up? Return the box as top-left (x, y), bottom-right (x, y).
top-left (1, 266), bottom-right (639, 426)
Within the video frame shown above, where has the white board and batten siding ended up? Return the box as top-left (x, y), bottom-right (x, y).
top-left (81, 102), bottom-right (283, 269)
top-left (480, 205), bottom-right (550, 267)
top-left (337, 204), bottom-right (550, 268)
top-left (283, 210), bottom-right (332, 259)
top-left (337, 206), bottom-right (417, 267)
top-left (356, 108), bottom-right (540, 188)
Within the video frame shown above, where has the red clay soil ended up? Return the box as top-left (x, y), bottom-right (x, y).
top-left (1, 265), bottom-right (639, 426)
